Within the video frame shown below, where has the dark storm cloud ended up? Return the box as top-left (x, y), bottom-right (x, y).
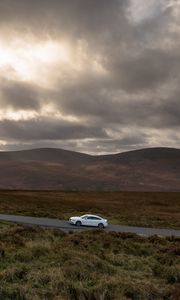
top-left (155, 95), bottom-right (180, 128)
top-left (55, 76), bottom-right (180, 130)
top-left (107, 49), bottom-right (176, 92)
top-left (0, 0), bottom-right (127, 38)
top-left (0, 79), bottom-right (41, 110)
top-left (0, 0), bottom-right (179, 153)
top-left (0, 118), bottom-right (108, 140)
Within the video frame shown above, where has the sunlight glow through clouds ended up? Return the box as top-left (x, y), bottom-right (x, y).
top-left (0, 109), bottom-right (38, 121)
top-left (41, 104), bottom-right (80, 122)
top-left (0, 36), bottom-right (106, 90)
top-left (0, 106), bottom-right (80, 123)
top-left (0, 38), bottom-right (71, 84)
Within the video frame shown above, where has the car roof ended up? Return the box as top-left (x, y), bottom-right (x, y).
top-left (82, 214), bottom-right (102, 219)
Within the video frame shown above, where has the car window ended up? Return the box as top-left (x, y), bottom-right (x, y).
top-left (87, 216), bottom-right (101, 220)
top-left (81, 215), bottom-right (102, 220)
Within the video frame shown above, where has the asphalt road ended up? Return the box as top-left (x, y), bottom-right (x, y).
top-left (0, 214), bottom-right (180, 237)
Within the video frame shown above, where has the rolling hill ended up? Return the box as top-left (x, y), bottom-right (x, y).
top-left (0, 147), bottom-right (179, 191)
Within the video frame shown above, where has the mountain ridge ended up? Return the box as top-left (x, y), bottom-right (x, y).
top-left (0, 147), bottom-right (179, 191)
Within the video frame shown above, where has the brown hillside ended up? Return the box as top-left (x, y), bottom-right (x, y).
top-left (0, 147), bottom-right (179, 191)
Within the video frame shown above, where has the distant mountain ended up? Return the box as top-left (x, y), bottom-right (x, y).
top-left (0, 147), bottom-right (179, 191)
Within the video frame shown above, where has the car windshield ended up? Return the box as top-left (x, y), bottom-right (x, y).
top-left (81, 215), bottom-right (88, 219)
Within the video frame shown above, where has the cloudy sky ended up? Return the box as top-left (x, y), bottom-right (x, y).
top-left (0, 0), bottom-right (179, 154)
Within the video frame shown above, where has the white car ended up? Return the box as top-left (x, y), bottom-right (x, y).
top-left (69, 214), bottom-right (108, 229)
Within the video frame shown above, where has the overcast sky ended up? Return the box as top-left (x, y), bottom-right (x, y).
top-left (0, 0), bottom-right (179, 154)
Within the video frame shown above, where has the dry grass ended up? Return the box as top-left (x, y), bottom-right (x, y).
top-left (0, 191), bottom-right (179, 299)
top-left (0, 222), bottom-right (180, 299)
top-left (0, 191), bottom-right (180, 228)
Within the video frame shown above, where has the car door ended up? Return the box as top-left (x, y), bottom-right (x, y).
top-left (81, 216), bottom-right (88, 226)
top-left (92, 217), bottom-right (102, 226)
top-left (86, 216), bottom-right (95, 226)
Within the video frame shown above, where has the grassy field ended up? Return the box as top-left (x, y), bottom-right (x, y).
top-left (0, 191), bottom-right (180, 228)
top-left (0, 222), bottom-right (180, 300)
top-left (0, 192), bottom-right (180, 299)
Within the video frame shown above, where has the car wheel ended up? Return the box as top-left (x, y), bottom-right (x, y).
top-left (98, 223), bottom-right (104, 229)
top-left (76, 221), bottom-right (82, 226)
